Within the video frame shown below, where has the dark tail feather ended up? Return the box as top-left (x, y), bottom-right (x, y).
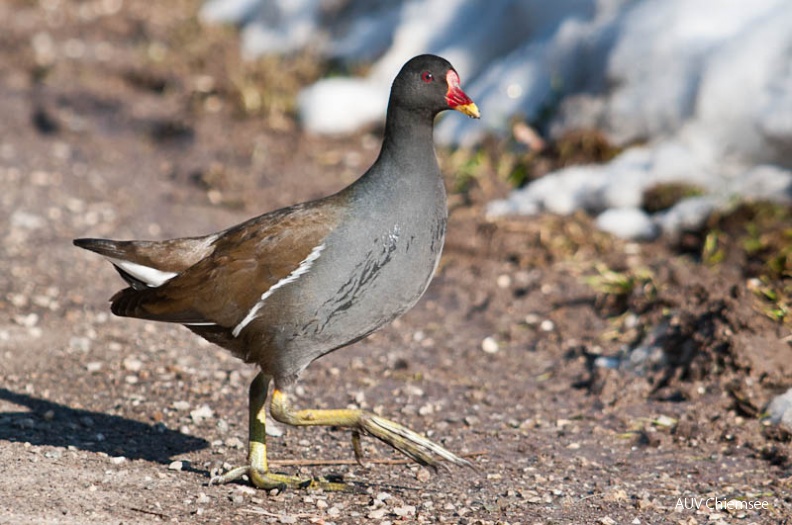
top-left (110, 287), bottom-right (147, 318)
top-left (73, 238), bottom-right (123, 257)
top-left (110, 287), bottom-right (208, 325)
top-left (75, 238), bottom-right (150, 289)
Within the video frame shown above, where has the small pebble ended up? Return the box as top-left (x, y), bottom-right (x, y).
top-left (415, 467), bottom-right (431, 482)
top-left (393, 505), bottom-right (416, 517)
top-left (190, 405), bottom-right (214, 423)
top-left (654, 414), bottom-right (676, 427)
top-left (69, 337), bottom-right (91, 352)
top-left (539, 319), bottom-right (555, 332)
top-left (14, 313), bottom-right (39, 328)
top-left (110, 456), bottom-right (126, 465)
top-left (481, 336), bottom-right (499, 354)
top-left (168, 460), bottom-right (183, 471)
top-left (496, 274), bottom-right (512, 288)
top-left (224, 437), bottom-right (244, 449)
top-left (122, 357), bottom-right (143, 372)
top-left (16, 418), bottom-right (34, 430)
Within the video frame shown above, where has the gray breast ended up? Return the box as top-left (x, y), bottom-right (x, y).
top-left (273, 206), bottom-right (445, 370)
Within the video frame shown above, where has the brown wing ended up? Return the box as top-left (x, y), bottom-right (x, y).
top-left (109, 199), bottom-right (343, 327)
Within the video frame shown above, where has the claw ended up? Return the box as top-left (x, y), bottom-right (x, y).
top-left (351, 430), bottom-right (368, 468)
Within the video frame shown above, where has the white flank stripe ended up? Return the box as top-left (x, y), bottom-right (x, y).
top-left (232, 243), bottom-right (325, 337)
top-left (108, 257), bottom-right (178, 287)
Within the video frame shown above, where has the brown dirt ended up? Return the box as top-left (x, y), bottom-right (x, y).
top-left (1, 2), bottom-right (790, 524)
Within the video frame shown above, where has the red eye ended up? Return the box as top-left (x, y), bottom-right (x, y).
top-left (421, 71), bottom-right (434, 83)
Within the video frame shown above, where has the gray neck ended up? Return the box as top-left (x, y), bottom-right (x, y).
top-left (372, 104), bottom-right (439, 180)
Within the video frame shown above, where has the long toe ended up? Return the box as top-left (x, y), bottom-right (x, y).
top-left (359, 414), bottom-right (472, 469)
top-left (210, 465), bottom-right (352, 492)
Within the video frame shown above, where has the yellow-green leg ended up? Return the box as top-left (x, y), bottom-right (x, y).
top-left (209, 372), bottom-right (348, 491)
top-left (270, 386), bottom-right (472, 470)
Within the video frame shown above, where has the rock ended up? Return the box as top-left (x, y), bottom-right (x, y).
top-left (393, 505), bottom-right (416, 517)
top-left (122, 356), bottom-right (143, 372)
top-left (190, 405), bottom-right (214, 423)
top-left (767, 387), bottom-right (792, 429)
top-left (368, 508), bottom-right (388, 519)
top-left (224, 437), bottom-right (244, 449)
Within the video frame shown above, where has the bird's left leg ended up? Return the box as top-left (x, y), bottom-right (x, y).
top-left (209, 372), bottom-right (347, 491)
top-left (270, 384), bottom-right (471, 470)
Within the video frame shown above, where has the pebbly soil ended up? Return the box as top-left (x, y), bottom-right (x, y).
top-left (1, 1), bottom-right (790, 524)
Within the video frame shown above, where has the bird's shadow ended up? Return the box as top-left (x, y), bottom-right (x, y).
top-left (0, 388), bottom-right (208, 465)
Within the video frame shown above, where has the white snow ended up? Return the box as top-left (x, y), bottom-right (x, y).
top-left (201, 0), bottom-right (323, 58)
top-left (596, 208), bottom-right (657, 241)
top-left (297, 78), bottom-right (387, 134)
top-left (201, 0), bottom-right (792, 239)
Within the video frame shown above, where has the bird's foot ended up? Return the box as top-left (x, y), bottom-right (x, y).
top-left (357, 413), bottom-right (473, 470)
top-left (209, 465), bottom-right (351, 492)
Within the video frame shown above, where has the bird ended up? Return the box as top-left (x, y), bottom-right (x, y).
top-left (74, 54), bottom-right (480, 491)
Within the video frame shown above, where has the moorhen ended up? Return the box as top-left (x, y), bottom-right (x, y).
top-left (74, 54), bottom-right (480, 490)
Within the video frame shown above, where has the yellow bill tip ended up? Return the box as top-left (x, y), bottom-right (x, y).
top-left (454, 102), bottom-right (480, 119)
